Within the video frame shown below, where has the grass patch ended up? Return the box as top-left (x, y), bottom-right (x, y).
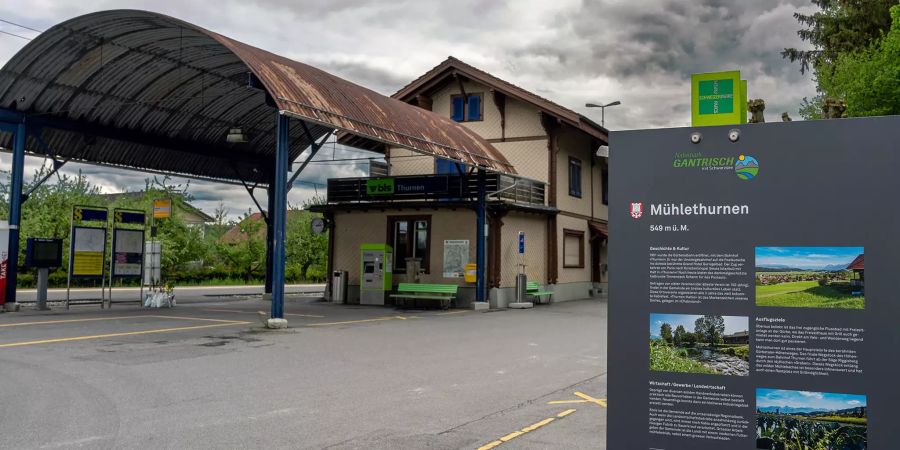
top-left (756, 281), bottom-right (864, 309)
top-left (813, 415), bottom-right (868, 426)
top-left (649, 342), bottom-right (716, 374)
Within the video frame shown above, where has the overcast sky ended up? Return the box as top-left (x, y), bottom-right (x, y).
top-left (0, 0), bottom-right (817, 219)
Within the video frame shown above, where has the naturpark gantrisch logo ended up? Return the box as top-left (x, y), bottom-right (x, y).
top-left (734, 154), bottom-right (759, 180)
top-left (673, 152), bottom-right (759, 180)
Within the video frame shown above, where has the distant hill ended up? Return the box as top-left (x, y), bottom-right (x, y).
top-left (756, 266), bottom-right (809, 272)
top-left (759, 406), bottom-right (826, 414)
top-left (758, 406), bottom-right (826, 414)
top-left (759, 406), bottom-right (866, 417)
top-left (756, 264), bottom-right (850, 272)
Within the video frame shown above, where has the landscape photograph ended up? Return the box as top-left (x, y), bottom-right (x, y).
top-left (649, 314), bottom-right (749, 376)
top-left (756, 389), bottom-right (867, 450)
top-left (756, 247), bottom-right (865, 309)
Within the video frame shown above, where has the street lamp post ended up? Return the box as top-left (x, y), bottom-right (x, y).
top-left (585, 100), bottom-right (621, 127)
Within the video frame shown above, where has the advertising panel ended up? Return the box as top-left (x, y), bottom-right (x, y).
top-left (609, 117), bottom-right (900, 449)
top-left (112, 228), bottom-right (144, 277)
top-left (70, 226), bottom-right (106, 277)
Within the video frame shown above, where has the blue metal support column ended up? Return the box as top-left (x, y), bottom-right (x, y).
top-left (475, 168), bottom-right (487, 303)
top-left (6, 123), bottom-right (26, 304)
top-left (264, 182), bottom-right (275, 294)
top-left (270, 112), bottom-right (290, 319)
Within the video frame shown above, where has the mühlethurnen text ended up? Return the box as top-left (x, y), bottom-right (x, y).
top-left (650, 203), bottom-right (749, 215)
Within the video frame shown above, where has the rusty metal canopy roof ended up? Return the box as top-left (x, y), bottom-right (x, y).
top-left (0, 10), bottom-right (514, 183)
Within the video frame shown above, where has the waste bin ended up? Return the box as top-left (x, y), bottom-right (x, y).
top-left (332, 270), bottom-right (348, 304)
top-left (515, 273), bottom-right (527, 303)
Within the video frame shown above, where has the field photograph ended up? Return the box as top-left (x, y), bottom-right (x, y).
top-left (756, 389), bottom-right (867, 450)
top-left (649, 314), bottom-right (749, 376)
top-left (756, 247), bottom-right (865, 309)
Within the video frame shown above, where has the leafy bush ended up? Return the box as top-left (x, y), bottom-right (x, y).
top-left (649, 342), bottom-right (716, 374)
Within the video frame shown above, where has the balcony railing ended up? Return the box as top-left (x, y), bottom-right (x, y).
top-left (326, 173), bottom-right (545, 206)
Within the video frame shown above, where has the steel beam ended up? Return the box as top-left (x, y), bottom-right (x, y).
top-left (270, 113), bottom-right (290, 319)
top-left (264, 182), bottom-right (275, 294)
top-left (287, 124), bottom-right (332, 191)
top-left (475, 168), bottom-right (487, 303)
top-left (6, 123), bottom-right (26, 304)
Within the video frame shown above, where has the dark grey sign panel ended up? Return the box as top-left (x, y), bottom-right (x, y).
top-left (609, 117), bottom-right (899, 449)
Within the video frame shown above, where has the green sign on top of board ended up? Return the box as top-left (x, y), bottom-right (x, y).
top-left (366, 178), bottom-right (394, 195)
top-left (691, 70), bottom-right (742, 127)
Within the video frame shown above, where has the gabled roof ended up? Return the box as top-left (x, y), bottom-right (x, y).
top-left (847, 254), bottom-right (864, 270)
top-left (393, 57), bottom-right (608, 143)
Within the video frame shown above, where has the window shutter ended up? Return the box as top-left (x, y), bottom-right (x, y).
top-left (467, 95), bottom-right (482, 120)
top-left (451, 96), bottom-right (465, 122)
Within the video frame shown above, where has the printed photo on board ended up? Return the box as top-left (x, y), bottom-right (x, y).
top-left (649, 314), bottom-right (749, 376)
top-left (756, 247), bottom-right (865, 309)
top-left (756, 389), bottom-right (867, 450)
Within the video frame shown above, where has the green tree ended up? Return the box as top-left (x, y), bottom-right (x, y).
top-left (660, 323), bottom-right (673, 345)
top-left (285, 210), bottom-right (328, 282)
top-left (682, 331), bottom-right (698, 347)
top-left (822, 5), bottom-right (900, 117)
top-left (0, 167), bottom-right (103, 271)
top-left (673, 325), bottom-right (687, 347)
top-left (215, 211), bottom-right (266, 282)
top-left (783, 0), bottom-right (896, 118)
top-left (783, 0), bottom-right (895, 74)
top-left (694, 315), bottom-right (725, 346)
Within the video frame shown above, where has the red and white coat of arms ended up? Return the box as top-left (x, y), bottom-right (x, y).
top-left (630, 202), bottom-right (643, 219)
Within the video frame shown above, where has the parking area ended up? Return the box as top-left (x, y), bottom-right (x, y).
top-left (0, 294), bottom-right (606, 449)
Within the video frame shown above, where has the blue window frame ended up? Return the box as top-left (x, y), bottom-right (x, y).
top-left (450, 93), bottom-right (483, 122)
top-left (569, 157), bottom-right (582, 198)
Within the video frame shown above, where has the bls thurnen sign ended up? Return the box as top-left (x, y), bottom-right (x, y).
top-left (365, 176), bottom-right (449, 197)
top-left (609, 117), bottom-right (899, 449)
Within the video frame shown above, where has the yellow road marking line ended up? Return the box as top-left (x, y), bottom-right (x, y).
top-left (146, 315), bottom-right (248, 324)
top-left (476, 410), bottom-right (575, 449)
top-left (201, 308), bottom-right (325, 318)
top-left (433, 310), bottom-right (469, 316)
top-left (0, 316), bottom-right (150, 328)
top-left (477, 440), bottom-right (503, 450)
top-left (573, 391), bottom-right (607, 408)
top-left (0, 321), bottom-right (252, 348)
top-left (499, 430), bottom-right (524, 442)
top-left (547, 399), bottom-right (590, 405)
top-left (548, 392), bottom-right (607, 408)
top-left (306, 316), bottom-right (411, 327)
top-left (0, 314), bottom-right (244, 328)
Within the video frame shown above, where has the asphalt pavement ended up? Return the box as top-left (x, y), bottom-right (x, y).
top-left (0, 293), bottom-right (606, 449)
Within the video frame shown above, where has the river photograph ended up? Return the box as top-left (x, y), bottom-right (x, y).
top-left (649, 314), bottom-right (750, 376)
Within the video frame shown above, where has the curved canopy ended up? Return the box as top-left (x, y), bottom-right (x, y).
top-left (0, 10), bottom-right (514, 183)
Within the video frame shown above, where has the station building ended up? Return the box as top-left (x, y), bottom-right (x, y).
top-left (315, 57), bottom-right (609, 308)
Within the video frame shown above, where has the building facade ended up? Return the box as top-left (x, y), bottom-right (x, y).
top-left (317, 57), bottom-right (609, 308)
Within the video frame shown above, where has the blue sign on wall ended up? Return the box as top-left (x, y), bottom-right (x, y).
top-left (518, 231), bottom-right (525, 254)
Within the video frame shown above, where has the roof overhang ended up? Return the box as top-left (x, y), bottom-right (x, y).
top-left (0, 10), bottom-right (515, 184)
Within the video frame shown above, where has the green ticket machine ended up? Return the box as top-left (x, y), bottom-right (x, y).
top-left (360, 243), bottom-right (392, 305)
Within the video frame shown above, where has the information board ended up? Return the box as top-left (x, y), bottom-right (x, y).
top-left (442, 240), bottom-right (469, 278)
top-left (70, 226), bottom-right (106, 277)
top-left (609, 117), bottom-right (900, 449)
top-left (112, 228), bottom-right (144, 277)
top-left (153, 198), bottom-right (172, 219)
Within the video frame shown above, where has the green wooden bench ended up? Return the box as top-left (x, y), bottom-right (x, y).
top-left (527, 282), bottom-right (553, 304)
top-left (390, 283), bottom-right (458, 309)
